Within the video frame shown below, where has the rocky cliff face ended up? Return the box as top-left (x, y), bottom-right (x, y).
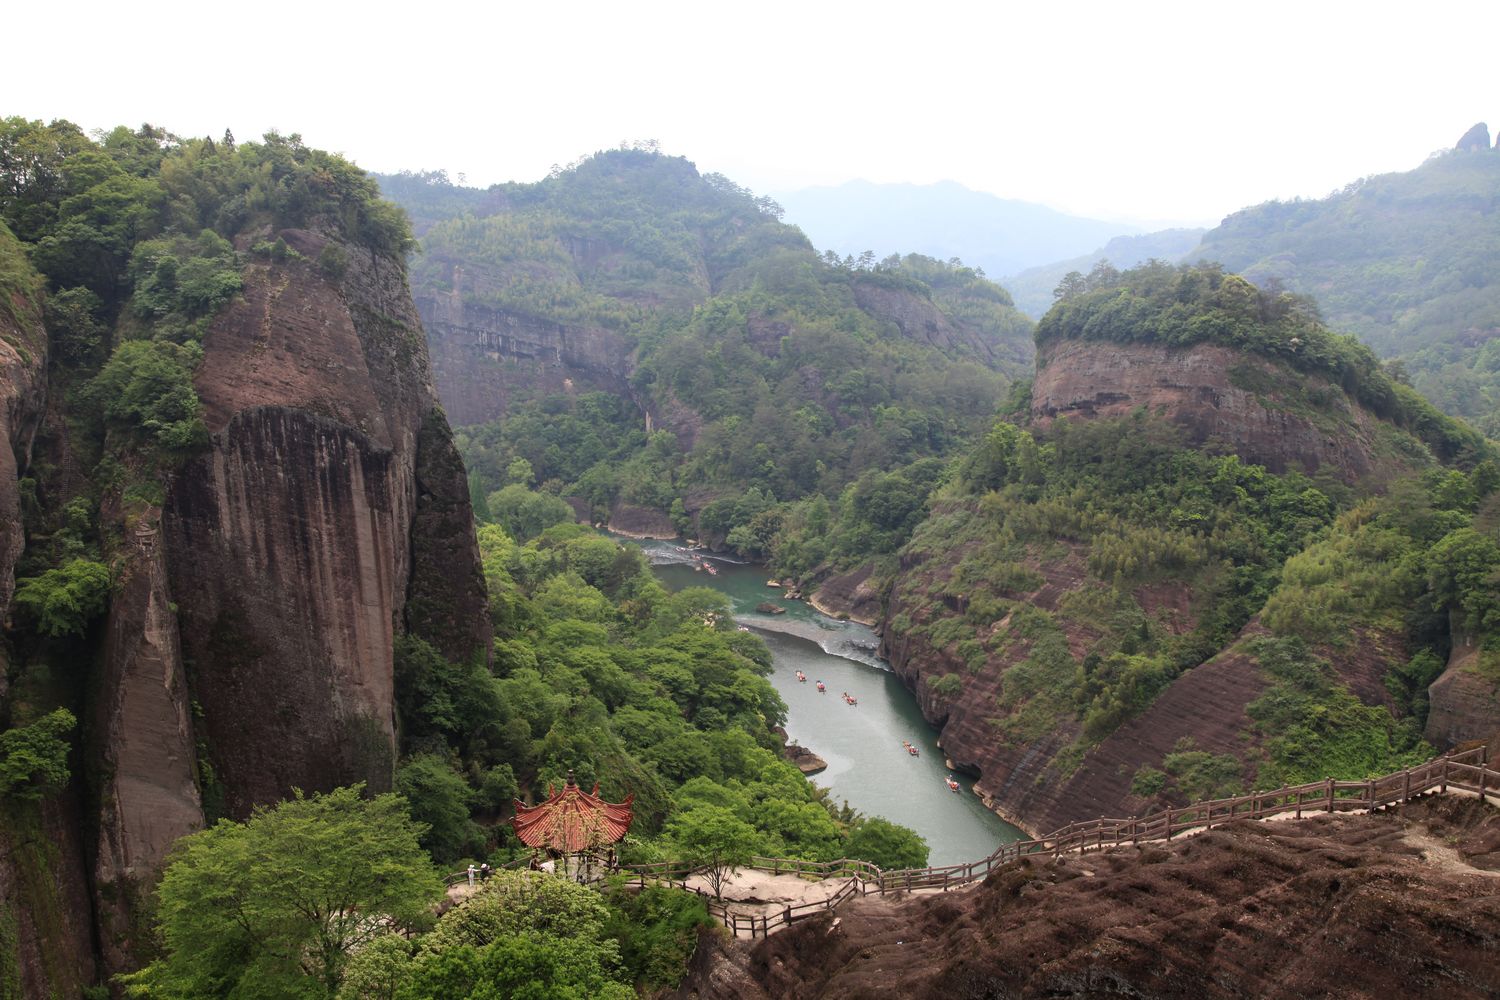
top-left (850, 280), bottom-right (1020, 369)
top-left (90, 504), bottom-right (204, 970)
top-left (1425, 630), bottom-right (1500, 748)
top-left (164, 227), bottom-right (490, 818)
top-left (1031, 339), bottom-right (1413, 485)
top-left (0, 234), bottom-right (99, 999)
top-left (2, 225), bottom-right (491, 987)
top-left (0, 232), bottom-right (48, 665)
top-left (415, 267), bottom-right (635, 427)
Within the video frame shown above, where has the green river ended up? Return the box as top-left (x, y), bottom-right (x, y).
top-left (631, 539), bottom-right (1023, 867)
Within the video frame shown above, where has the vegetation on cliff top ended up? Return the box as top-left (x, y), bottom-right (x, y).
top-left (1037, 261), bottom-right (1489, 466)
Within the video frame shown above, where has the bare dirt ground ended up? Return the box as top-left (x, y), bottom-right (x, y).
top-left (675, 797), bottom-right (1500, 999)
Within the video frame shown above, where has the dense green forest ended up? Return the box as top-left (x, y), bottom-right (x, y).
top-left (1189, 138), bottom-right (1500, 434)
top-left (380, 151), bottom-right (1035, 569)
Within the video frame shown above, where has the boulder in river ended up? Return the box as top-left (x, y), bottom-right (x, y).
top-left (755, 602), bottom-right (788, 615)
top-left (784, 743), bottom-right (828, 775)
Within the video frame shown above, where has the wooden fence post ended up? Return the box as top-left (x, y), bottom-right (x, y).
top-left (1441, 759), bottom-right (1448, 795)
top-left (1326, 777), bottom-right (1335, 812)
top-left (1366, 778), bottom-right (1375, 810)
top-left (1403, 769), bottom-right (1412, 803)
top-left (1165, 808), bottom-right (1173, 839)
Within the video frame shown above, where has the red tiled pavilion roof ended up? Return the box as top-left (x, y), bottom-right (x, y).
top-left (511, 775), bottom-right (634, 853)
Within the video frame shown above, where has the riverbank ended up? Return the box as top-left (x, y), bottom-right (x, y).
top-left (807, 591), bottom-right (877, 627)
top-left (629, 538), bottom-right (1022, 865)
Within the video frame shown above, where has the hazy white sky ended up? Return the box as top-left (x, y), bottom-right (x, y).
top-left (9, 0), bottom-right (1497, 225)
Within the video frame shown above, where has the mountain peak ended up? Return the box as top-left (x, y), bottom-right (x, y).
top-left (1455, 121), bottom-right (1491, 151)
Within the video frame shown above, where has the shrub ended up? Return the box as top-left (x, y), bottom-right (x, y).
top-left (12, 559), bottom-right (111, 637)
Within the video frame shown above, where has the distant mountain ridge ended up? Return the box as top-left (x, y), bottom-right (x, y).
top-left (1002, 228), bottom-right (1208, 318)
top-left (1185, 123), bottom-right (1500, 433)
top-left (776, 179), bottom-right (1137, 278)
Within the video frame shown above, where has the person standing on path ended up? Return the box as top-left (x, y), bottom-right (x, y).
top-left (467, 863), bottom-right (477, 888)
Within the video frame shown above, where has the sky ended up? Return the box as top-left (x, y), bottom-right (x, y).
top-left (8, 0), bottom-right (1498, 227)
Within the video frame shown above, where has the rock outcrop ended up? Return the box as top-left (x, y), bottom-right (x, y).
top-left (607, 501), bottom-right (678, 539)
top-left (678, 801), bottom-right (1500, 999)
top-left (91, 505), bottom-right (203, 970)
top-left (0, 232), bottom-right (98, 999)
top-left (850, 279), bottom-right (1022, 369)
top-left (1456, 121), bottom-right (1491, 151)
top-left (416, 270), bottom-right (634, 427)
top-left (809, 562), bottom-right (884, 626)
top-left (0, 229), bottom-right (48, 658)
top-left (0, 225), bottom-right (492, 986)
top-left (1031, 338), bottom-right (1413, 485)
top-left (1425, 633), bottom-right (1500, 748)
top-left (164, 228), bottom-right (490, 818)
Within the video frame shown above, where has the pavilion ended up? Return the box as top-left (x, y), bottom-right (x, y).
top-left (512, 772), bottom-right (634, 874)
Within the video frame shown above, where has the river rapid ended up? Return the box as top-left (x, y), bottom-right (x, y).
top-left (630, 539), bottom-right (1022, 867)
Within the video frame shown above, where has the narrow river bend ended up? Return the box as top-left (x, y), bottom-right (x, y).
top-left (632, 540), bottom-right (1022, 867)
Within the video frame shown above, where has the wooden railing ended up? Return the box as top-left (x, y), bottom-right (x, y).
top-left (455, 743), bottom-right (1498, 938)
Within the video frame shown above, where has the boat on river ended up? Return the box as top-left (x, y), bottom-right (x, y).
top-left (945, 776), bottom-right (961, 792)
top-left (795, 670), bottom-right (806, 682)
top-left (902, 740), bottom-right (919, 756)
top-left (815, 681), bottom-right (825, 692)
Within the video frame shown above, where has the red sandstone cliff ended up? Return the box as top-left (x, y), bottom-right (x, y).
top-left (1031, 338), bottom-right (1420, 485)
top-left (161, 227), bottom-right (491, 819)
top-left (1, 224), bottom-right (492, 986)
top-left (0, 230), bottom-right (101, 999)
top-left (1425, 630), bottom-right (1500, 749)
top-left (416, 264), bottom-right (636, 428)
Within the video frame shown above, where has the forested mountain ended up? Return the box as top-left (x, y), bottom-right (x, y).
top-left (377, 151), bottom-right (1035, 554)
top-left (777, 179), bottom-right (1136, 278)
top-left (1001, 227), bottom-right (1207, 318)
top-left (1189, 124), bottom-right (1500, 433)
top-left (802, 263), bottom-right (1500, 833)
top-left (0, 123), bottom-right (935, 996)
top-left (0, 119), bottom-right (501, 992)
top-left (5, 114), bottom-right (1498, 997)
